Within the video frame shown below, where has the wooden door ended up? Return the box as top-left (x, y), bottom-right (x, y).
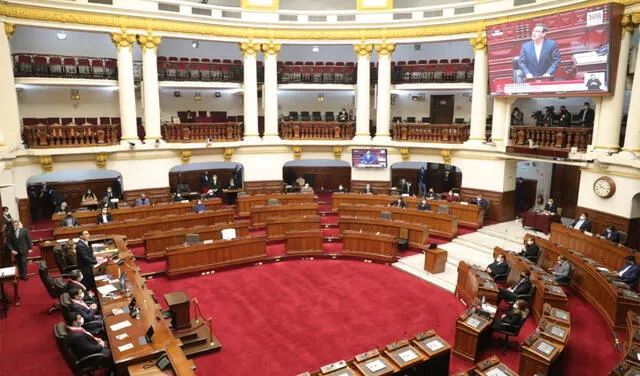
top-left (550, 165), bottom-right (581, 218)
top-left (430, 95), bottom-right (454, 124)
top-left (518, 179), bottom-right (537, 212)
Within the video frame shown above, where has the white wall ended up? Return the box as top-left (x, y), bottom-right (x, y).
top-left (159, 88), bottom-right (244, 122)
top-left (455, 157), bottom-right (515, 192)
top-left (516, 160), bottom-right (553, 200)
top-left (17, 86), bottom-right (125, 120)
top-left (577, 170), bottom-right (640, 219)
top-left (278, 90), bottom-right (355, 117)
top-left (390, 90), bottom-right (480, 122)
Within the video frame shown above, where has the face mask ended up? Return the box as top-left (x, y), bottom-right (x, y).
top-left (527, 241), bottom-right (533, 245)
top-left (580, 216), bottom-right (586, 220)
top-left (513, 303), bottom-right (518, 309)
top-left (496, 258), bottom-right (502, 263)
top-left (78, 292), bottom-right (84, 300)
top-left (77, 316), bottom-right (84, 326)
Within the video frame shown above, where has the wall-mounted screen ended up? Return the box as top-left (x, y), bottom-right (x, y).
top-left (486, 3), bottom-right (622, 97)
top-left (352, 149), bottom-right (388, 168)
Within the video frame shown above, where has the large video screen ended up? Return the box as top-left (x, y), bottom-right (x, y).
top-left (352, 149), bottom-right (387, 168)
top-left (486, 3), bottom-right (621, 97)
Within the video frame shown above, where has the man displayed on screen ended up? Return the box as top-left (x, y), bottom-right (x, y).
top-left (518, 24), bottom-right (561, 79)
top-left (586, 74), bottom-right (602, 91)
top-left (360, 150), bottom-right (377, 165)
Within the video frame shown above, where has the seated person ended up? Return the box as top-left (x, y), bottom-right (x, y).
top-left (445, 190), bottom-right (460, 202)
top-left (300, 183), bottom-right (314, 194)
top-left (134, 193), bottom-right (151, 207)
top-left (543, 198), bottom-right (557, 214)
top-left (570, 212), bottom-right (592, 233)
top-left (617, 255), bottom-right (640, 289)
top-left (471, 193), bottom-right (489, 216)
top-left (486, 254), bottom-right (509, 280)
top-left (397, 179), bottom-right (410, 195)
top-left (533, 195), bottom-right (545, 212)
top-left (193, 200), bottom-right (206, 213)
top-left (210, 175), bottom-right (220, 193)
top-left (96, 207), bottom-right (112, 225)
top-left (202, 189), bottom-right (217, 200)
top-left (227, 178), bottom-right (238, 190)
top-left (549, 255), bottom-right (571, 284)
top-left (361, 184), bottom-right (376, 195)
top-left (56, 201), bottom-right (69, 214)
top-left (68, 286), bottom-right (101, 322)
top-left (417, 199), bottom-right (431, 211)
top-left (101, 196), bottom-right (115, 209)
top-left (82, 189), bottom-right (97, 202)
top-left (66, 270), bottom-right (97, 304)
top-left (599, 225), bottom-right (621, 243)
top-left (176, 182), bottom-right (190, 194)
top-left (295, 176), bottom-right (306, 187)
top-left (64, 311), bottom-right (113, 367)
top-left (103, 186), bottom-right (117, 202)
top-left (389, 197), bottom-right (407, 209)
top-left (492, 299), bottom-right (528, 330)
top-left (518, 238), bottom-right (540, 262)
top-left (61, 211), bottom-right (79, 227)
top-left (496, 270), bottom-right (532, 306)
top-left (425, 188), bottom-right (438, 200)
top-left (336, 184), bottom-right (347, 193)
top-left (172, 192), bottom-right (185, 202)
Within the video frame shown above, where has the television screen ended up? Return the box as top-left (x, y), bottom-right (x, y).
top-left (486, 3), bottom-right (622, 97)
top-left (352, 149), bottom-right (387, 168)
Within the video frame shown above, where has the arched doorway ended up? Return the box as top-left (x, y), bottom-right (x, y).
top-left (169, 162), bottom-right (243, 203)
top-left (282, 159), bottom-right (351, 192)
top-left (390, 162), bottom-right (462, 195)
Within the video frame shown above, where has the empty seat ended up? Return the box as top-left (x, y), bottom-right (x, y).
top-left (104, 59), bottom-right (117, 78)
top-left (77, 58), bottom-right (90, 76)
top-left (200, 63), bottom-right (211, 81)
top-left (63, 57), bottom-right (77, 76)
top-left (17, 54), bottom-right (33, 75)
top-left (179, 57), bottom-right (189, 62)
top-left (34, 55), bottom-right (48, 76)
top-left (91, 59), bottom-right (105, 78)
top-left (406, 117), bottom-right (416, 123)
top-left (49, 56), bottom-right (62, 75)
top-left (312, 112), bottom-right (322, 121)
top-left (325, 112), bottom-right (335, 122)
top-left (300, 111), bottom-right (311, 121)
top-left (99, 117), bottom-right (111, 125)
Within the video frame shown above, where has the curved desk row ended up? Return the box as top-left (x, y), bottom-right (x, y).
top-left (143, 220), bottom-right (251, 259)
top-left (266, 215), bottom-right (322, 241)
top-left (339, 216), bottom-right (429, 249)
top-left (332, 193), bottom-right (483, 228)
top-left (250, 203), bottom-right (319, 227)
top-left (166, 235), bottom-right (267, 277)
top-left (455, 261), bottom-right (498, 306)
top-left (285, 229), bottom-right (324, 257)
top-left (337, 204), bottom-right (457, 239)
top-left (237, 193), bottom-right (317, 217)
top-left (342, 231), bottom-right (397, 262)
top-left (53, 209), bottom-right (235, 244)
top-left (609, 312), bottom-right (640, 375)
top-left (52, 198), bottom-right (222, 228)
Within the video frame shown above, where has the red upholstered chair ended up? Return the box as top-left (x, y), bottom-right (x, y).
top-left (200, 63), bottom-right (211, 81)
top-left (221, 64), bottom-right (232, 81)
top-left (157, 61), bottom-right (167, 80)
top-left (91, 59), bottom-right (105, 78)
top-left (77, 58), bottom-right (91, 77)
top-left (345, 65), bottom-right (355, 83)
top-left (439, 59), bottom-right (449, 64)
top-left (212, 59), bottom-right (221, 63)
top-left (111, 117), bottom-right (121, 125)
top-left (407, 60), bottom-right (417, 65)
top-left (428, 59), bottom-right (438, 64)
top-left (104, 59), bottom-right (117, 78)
top-left (335, 61), bottom-right (345, 66)
top-left (232, 60), bottom-right (241, 65)
top-left (177, 62), bottom-right (189, 80)
top-left (281, 64), bottom-right (292, 83)
top-left (47, 117), bottom-right (60, 125)
top-left (75, 117), bottom-right (86, 125)
top-left (461, 58), bottom-right (472, 63)
top-left (466, 65), bottom-right (474, 82)
top-left (315, 62), bottom-right (324, 66)
top-left (179, 57), bottom-right (189, 62)
top-left (418, 60), bottom-right (427, 65)
top-left (190, 58), bottom-right (200, 62)
top-left (294, 61), bottom-right (303, 66)
top-left (165, 61), bottom-right (177, 80)
top-left (312, 65), bottom-right (322, 83)
top-left (201, 58), bottom-right (211, 63)
top-left (304, 61), bottom-right (313, 66)
top-left (322, 65), bottom-right (333, 83)
top-left (210, 61), bottom-right (222, 81)
top-left (17, 54), bottom-right (33, 75)
top-left (23, 118), bottom-right (38, 126)
top-left (85, 117), bottom-right (98, 125)
top-left (189, 62), bottom-right (200, 80)
top-left (292, 66), bottom-right (302, 82)
top-left (284, 61), bottom-right (294, 66)
top-left (63, 57), bottom-right (77, 77)
top-left (49, 56), bottom-right (63, 76)
top-left (302, 65), bottom-right (313, 82)
top-left (333, 66), bottom-right (344, 83)
top-left (157, 56), bottom-right (168, 62)
top-left (60, 117), bottom-right (73, 126)
top-left (168, 57), bottom-right (178, 61)
top-left (34, 55), bottom-right (48, 76)
top-left (451, 58), bottom-right (460, 64)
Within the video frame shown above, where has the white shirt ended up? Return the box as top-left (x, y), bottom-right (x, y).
top-left (573, 219), bottom-right (585, 230)
top-left (102, 214), bottom-right (109, 223)
top-left (619, 265), bottom-right (632, 277)
top-left (534, 42), bottom-right (543, 62)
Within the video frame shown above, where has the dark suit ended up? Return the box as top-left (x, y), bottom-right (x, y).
top-left (200, 175), bottom-right (210, 191)
top-left (70, 299), bottom-right (100, 322)
top-left (487, 261), bottom-right (508, 280)
top-left (66, 327), bottom-right (111, 361)
top-left (543, 203), bottom-right (558, 214)
top-left (497, 278), bottom-right (533, 305)
top-left (361, 187), bottom-right (376, 194)
top-left (336, 187), bottom-right (347, 193)
top-left (60, 216), bottom-right (79, 227)
top-left (397, 182), bottom-right (410, 195)
top-left (417, 203), bottom-right (431, 211)
top-left (76, 240), bottom-right (97, 289)
top-left (492, 309), bottom-right (524, 330)
top-left (426, 192), bottom-right (438, 200)
top-left (65, 280), bottom-right (97, 304)
top-left (519, 244), bottom-right (540, 261)
top-left (578, 108), bottom-right (595, 127)
top-left (518, 39), bottom-right (561, 77)
top-left (390, 200), bottom-right (407, 209)
top-left (570, 218), bottom-right (592, 233)
top-left (6, 227), bottom-right (32, 279)
top-left (97, 213), bottom-right (112, 225)
top-left (558, 111), bottom-right (571, 127)
top-left (601, 229), bottom-right (620, 243)
top-left (618, 264), bottom-right (640, 288)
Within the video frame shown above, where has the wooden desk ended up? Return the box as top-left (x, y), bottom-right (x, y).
top-left (337, 204), bottom-right (458, 239)
top-left (522, 211), bottom-right (560, 234)
top-left (455, 261), bottom-right (498, 306)
top-left (237, 193), bottom-right (317, 216)
top-left (52, 199), bottom-right (222, 228)
top-left (424, 247), bottom-right (447, 274)
top-left (610, 361), bottom-right (640, 376)
top-left (0, 266), bottom-right (20, 317)
top-left (626, 311), bottom-right (640, 355)
top-left (250, 203), bottom-right (318, 227)
top-left (165, 235), bottom-right (267, 276)
top-left (538, 318), bottom-right (571, 345)
top-left (352, 349), bottom-right (398, 376)
top-left (519, 332), bottom-right (565, 376)
top-left (143, 221), bottom-right (250, 259)
top-left (332, 193), bottom-right (483, 228)
top-left (285, 229), bottom-right (324, 257)
top-left (475, 356), bottom-right (519, 376)
top-left (453, 307), bottom-right (494, 363)
top-left (53, 209), bottom-right (235, 244)
top-left (411, 331), bottom-right (451, 375)
top-left (265, 215), bottom-right (321, 241)
top-left (549, 222), bottom-right (633, 271)
top-left (541, 303), bottom-right (571, 326)
top-left (339, 216), bottom-right (429, 248)
top-left (383, 340), bottom-right (428, 374)
top-left (342, 231), bottom-right (396, 262)
top-left (127, 341), bottom-right (196, 376)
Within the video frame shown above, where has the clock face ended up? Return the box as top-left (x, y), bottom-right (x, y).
top-left (593, 177), bottom-right (615, 198)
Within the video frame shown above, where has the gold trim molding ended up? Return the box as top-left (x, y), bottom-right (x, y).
top-left (96, 152), bottom-right (108, 169)
top-left (137, 31), bottom-right (162, 52)
top-left (241, 0), bottom-right (280, 11)
top-left (333, 146), bottom-right (343, 160)
top-left (357, 0), bottom-right (394, 11)
top-left (400, 147), bottom-right (410, 161)
top-left (469, 33), bottom-right (487, 51)
top-left (40, 156), bottom-right (53, 173)
top-left (293, 146), bottom-right (302, 160)
top-left (180, 150), bottom-right (192, 164)
top-left (4, 22), bottom-right (15, 39)
top-left (223, 147), bottom-right (234, 161)
top-left (440, 149), bottom-right (452, 165)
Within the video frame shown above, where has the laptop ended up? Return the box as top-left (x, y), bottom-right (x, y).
top-left (138, 326), bottom-right (155, 345)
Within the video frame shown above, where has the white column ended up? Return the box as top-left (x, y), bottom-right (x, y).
top-left (490, 98), bottom-right (506, 145)
top-left (261, 42), bottom-right (280, 142)
top-left (591, 26), bottom-right (632, 152)
top-left (353, 43), bottom-right (372, 143)
top-left (0, 23), bottom-right (21, 148)
top-left (467, 34), bottom-right (489, 144)
top-left (111, 31), bottom-right (138, 143)
top-left (138, 32), bottom-right (162, 141)
top-left (623, 24), bottom-right (640, 153)
top-left (502, 98), bottom-right (516, 149)
top-left (374, 42), bottom-right (395, 143)
top-left (240, 41), bottom-right (260, 142)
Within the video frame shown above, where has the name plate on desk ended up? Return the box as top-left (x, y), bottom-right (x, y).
top-left (534, 340), bottom-right (557, 356)
top-left (365, 360), bottom-right (386, 372)
top-left (397, 349), bottom-right (418, 362)
top-left (320, 360), bottom-right (347, 374)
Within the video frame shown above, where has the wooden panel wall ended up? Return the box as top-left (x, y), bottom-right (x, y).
top-left (550, 164), bottom-right (581, 219)
top-left (576, 206), bottom-right (638, 250)
top-left (460, 188), bottom-right (516, 222)
top-left (283, 166), bottom-right (351, 191)
top-left (350, 180), bottom-right (391, 195)
top-left (244, 180), bottom-right (283, 194)
top-left (123, 187), bottom-right (171, 206)
top-left (391, 165), bottom-right (462, 194)
top-left (17, 198), bottom-right (31, 229)
top-left (169, 168), bottom-right (236, 193)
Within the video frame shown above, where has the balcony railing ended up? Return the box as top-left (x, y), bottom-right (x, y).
top-left (161, 122), bottom-right (244, 142)
top-left (510, 126), bottom-right (592, 151)
top-left (280, 121), bottom-right (355, 140)
top-left (392, 60), bottom-right (473, 84)
top-left (391, 123), bottom-right (469, 143)
top-left (23, 123), bottom-right (120, 148)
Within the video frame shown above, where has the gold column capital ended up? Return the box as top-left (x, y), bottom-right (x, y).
top-left (96, 152), bottom-right (108, 169)
top-left (440, 149), bottom-right (452, 165)
top-left (622, 14), bottom-right (636, 33)
top-left (137, 31), bottom-right (162, 52)
top-left (400, 147), bottom-right (410, 162)
top-left (332, 146), bottom-right (343, 160)
top-left (293, 146), bottom-right (302, 160)
top-left (261, 41), bottom-right (281, 56)
top-left (40, 156), bottom-right (53, 173)
top-left (469, 33), bottom-right (487, 51)
top-left (180, 150), bottom-right (192, 164)
top-left (239, 40), bottom-right (260, 57)
top-left (111, 30), bottom-right (136, 51)
top-left (374, 42), bottom-right (395, 57)
top-left (223, 147), bottom-right (234, 161)
top-left (632, 13), bottom-right (640, 26)
top-left (353, 42), bottom-right (373, 58)
top-left (4, 23), bottom-right (15, 39)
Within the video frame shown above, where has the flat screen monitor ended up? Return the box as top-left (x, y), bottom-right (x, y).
top-left (352, 148), bottom-right (387, 168)
top-left (486, 3), bottom-right (622, 97)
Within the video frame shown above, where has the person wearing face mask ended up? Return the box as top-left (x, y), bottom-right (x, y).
top-left (361, 184), bottom-right (375, 195)
top-left (471, 193), bottom-right (489, 217)
top-left (66, 269), bottom-right (98, 304)
top-left (519, 238), bottom-right (540, 262)
top-left (492, 299), bottom-right (528, 330)
top-left (496, 270), bottom-right (532, 306)
top-left (446, 190), bottom-right (459, 202)
top-left (417, 199), bottom-right (431, 211)
top-left (69, 287), bottom-right (102, 322)
top-left (389, 197), bottom-right (407, 209)
top-left (486, 254), bottom-right (509, 281)
top-left (570, 212), bottom-right (592, 233)
top-left (193, 200), bottom-right (206, 213)
top-left (543, 198), bottom-right (557, 214)
top-left (64, 311), bottom-right (113, 369)
top-left (336, 184), bottom-right (347, 193)
top-left (549, 255), bottom-right (571, 284)
top-left (616, 256), bottom-right (640, 289)
top-left (425, 188), bottom-right (438, 200)
top-left (76, 230), bottom-right (97, 289)
top-left (599, 225), bottom-right (620, 243)
top-left (96, 207), bottom-right (112, 224)
top-left (533, 195), bottom-right (545, 212)
top-left (61, 211), bottom-right (80, 227)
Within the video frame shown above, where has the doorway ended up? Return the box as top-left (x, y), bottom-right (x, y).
top-left (430, 95), bottom-right (454, 124)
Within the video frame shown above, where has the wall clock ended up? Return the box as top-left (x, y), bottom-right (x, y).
top-left (593, 176), bottom-right (616, 199)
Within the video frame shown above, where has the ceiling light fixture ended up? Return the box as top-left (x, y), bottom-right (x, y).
top-left (56, 31), bottom-right (68, 40)
top-left (312, 46), bottom-right (319, 52)
top-left (192, 40), bottom-right (199, 49)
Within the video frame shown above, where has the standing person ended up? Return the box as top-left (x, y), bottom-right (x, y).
top-left (515, 177), bottom-right (526, 212)
top-left (2, 206), bottom-right (12, 237)
top-left (337, 108), bottom-right (348, 122)
top-left (511, 107), bottom-right (524, 125)
top-left (558, 106), bottom-right (571, 127)
top-left (6, 220), bottom-right (33, 280)
top-left (417, 166), bottom-right (427, 197)
top-left (586, 73), bottom-right (602, 91)
top-left (39, 183), bottom-right (53, 218)
top-left (517, 24), bottom-right (561, 79)
top-left (200, 171), bottom-right (211, 193)
top-left (134, 193), bottom-right (151, 207)
top-left (76, 230), bottom-right (97, 290)
top-left (578, 102), bottom-right (595, 128)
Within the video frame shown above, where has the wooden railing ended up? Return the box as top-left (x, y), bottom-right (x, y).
top-left (391, 123), bottom-right (469, 143)
top-left (162, 122), bottom-right (243, 142)
top-left (280, 121), bottom-right (355, 140)
top-left (23, 123), bottom-right (120, 148)
top-left (510, 126), bottom-right (592, 151)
